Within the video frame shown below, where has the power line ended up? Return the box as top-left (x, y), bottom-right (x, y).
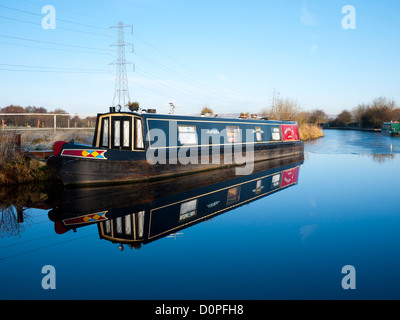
top-left (1, 3), bottom-right (264, 101)
top-left (0, 68), bottom-right (108, 74)
top-left (134, 32), bottom-right (268, 100)
top-left (134, 33), bottom-right (215, 83)
top-left (0, 3), bottom-right (267, 102)
top-left (135, 50), bottom-right (251, 106)
top-left (128, 78), bottom-right (199, 110)
top-left (0, 63), bottom-right (108, 72)
top-left (0, 4), bottom-right (108, 30)
top-left (0, 3), bottom-right (268, 109)
top-left (0, 41), bottom-right (113, 56)
top-left (0, 34), bottom-right (108, 51)
top-left (0, 15), bottom-right (111, 37)
top-left (135, 69), bottom-right (208, 105)
top-left (134, 49), bottom-right (232, 100)
top-left (134, 65), bottom-right (257, 109)
top-left (0, 232), bottom-right (97, 263)
top-left (20, 0), bottom-right (107, 21)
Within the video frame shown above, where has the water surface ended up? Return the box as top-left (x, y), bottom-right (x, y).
top-left (1, 129), bottom-right (400, 299)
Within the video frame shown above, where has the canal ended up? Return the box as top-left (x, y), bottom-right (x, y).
top-left (1, 129), bottom-right (400, 299)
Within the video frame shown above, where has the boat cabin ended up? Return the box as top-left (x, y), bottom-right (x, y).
top-left (91, 109), bottom-right (300, 152)
top-left (92, 112), bottom-right (145, 151)
top-left (382, 121), bottom-right (400, 136)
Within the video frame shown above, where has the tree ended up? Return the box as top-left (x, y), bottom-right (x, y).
top-left (265, 99), bottom-right (302, 122)
top-left (0, 105), bottom-right (26, 127)
top-left (351, 97), bottom-right (398, 128)
top-left (1, 105), bottom-right (25, 113)
top-left (52, 108), bottom-right (68, 114)
top-left (335, 110), bottom-right (352, 127)
top-left (352, 104), bottom-right (367, 127)
top-left (308, 109), bottom-right (328, 125)
top-left (25, 106), bottom-right (48, 114)
top-left (49, 108), bottom-right (69, 128)
top-left (70, 115), bottom-right (81, 128)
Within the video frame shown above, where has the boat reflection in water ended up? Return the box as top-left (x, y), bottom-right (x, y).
top-left (48, 155), bottom-right (304, 250)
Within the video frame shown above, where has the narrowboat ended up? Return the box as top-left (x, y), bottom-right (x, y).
top-left (46, 155), bottom-right (304, 249)
top-left (382, 121), bottom-right (400, 136)
top-left (48, 107), bottom-right (304, 186)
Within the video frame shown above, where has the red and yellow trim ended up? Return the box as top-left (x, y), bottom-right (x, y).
top-left (61, 149), bottom-right (108, 159)
top-left (63, 211), bottom-right (108, 226)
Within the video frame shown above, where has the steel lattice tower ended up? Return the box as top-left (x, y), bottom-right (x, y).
top-left (110, 21), bottom-right (133, 108)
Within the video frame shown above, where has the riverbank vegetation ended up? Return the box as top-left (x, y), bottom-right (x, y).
top-left (0, 130), bottom-right (93, 185)
top-left (259, 99), bottom-right (325, 141)
top-left (327, 97), bottom-right (400, 129)
top-left (0, 133), bottom-right (54, 185)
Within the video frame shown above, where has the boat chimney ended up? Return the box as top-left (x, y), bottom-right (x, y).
top-left (110, 106), bottom-right (116, 113)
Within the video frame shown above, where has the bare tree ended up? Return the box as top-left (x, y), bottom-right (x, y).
top-left (265, 98), bottom-right (302, 121)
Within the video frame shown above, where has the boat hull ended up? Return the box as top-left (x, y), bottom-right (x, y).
top-left (58, 141), bottom-right (304, 187)
top-left (382, 131), bottom-right (400, 137)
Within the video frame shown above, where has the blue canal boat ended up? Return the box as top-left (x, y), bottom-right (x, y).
top-left (48, 108), bottom-right (304, 186)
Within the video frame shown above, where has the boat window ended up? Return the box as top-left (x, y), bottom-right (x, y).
top-left (272, 173), bottom-right (281, 188)
top-left (271, 127), bottom-right (281, 141)
top-left (137, 211), bottom-right (145, 238)
top-left (114, 120), bottom-right (121, 147)
top-left (116, 217), bottom-right (122, 234)
top-left (101, 118), bottom-right (109, 147)
top-left (254, 179), bottom-right (263, 195)
top-left (111, 117), bottom-right (132, 150)
top-left (123, 120), bottom-right (130, 147)
top-left (179, 199), bottom-right (197, 222)
top-left (178, 125), bottom-right (197, 145)
top-left (255, 126), bottom-right (263, 142)
top-left (135, 118), bottom-right (145, 149)
top-left (125, 214), bottom-right (132, 235)
top-left (227, 186), bottom-right (241, 205)
top-left (104, 220), bottom-right (111, 235)
top-left (226, 126), bottom-right (241, 143)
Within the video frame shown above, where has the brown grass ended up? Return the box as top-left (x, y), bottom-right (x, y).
top-left (0, 129), bottom-right (94, 185)
top-left (259, 99), bottom-right (324, 141)
top-left (0, 132), bottom-right (59, 185)
top-left (23, 129), bottom-right (94, 150)
top-left (299, 123), bottom-right (324, 141)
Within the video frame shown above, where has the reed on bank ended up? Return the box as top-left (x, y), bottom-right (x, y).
top-left (0, 133), bottom-right (55, 185)
top-left (298, 123), bottom-right (324, 141)
top-left (259, 98), bottom-right (325, 141)
top-left (0, 130), bottom-right (93, 185)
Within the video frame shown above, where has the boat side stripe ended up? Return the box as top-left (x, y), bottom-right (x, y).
top-left (61, 149), bottom-right (108, 159)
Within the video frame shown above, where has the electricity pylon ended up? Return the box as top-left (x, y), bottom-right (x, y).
top-left (110, 21), bottom-right (134, 109)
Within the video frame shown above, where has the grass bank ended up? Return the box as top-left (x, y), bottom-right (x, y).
top-left (0, 133), bottom-right (58, 185)
top-left (0, 130), bottom-right (93, 186)
top-left (258, 98), bottom-right (324, 141)
top-left (299, 123), bottom-right (324, 141)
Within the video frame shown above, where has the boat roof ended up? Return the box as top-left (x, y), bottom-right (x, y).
top-left (383, 121), bottom-right (400, 125)
top-left (98, 111), bottom-right (298, 125)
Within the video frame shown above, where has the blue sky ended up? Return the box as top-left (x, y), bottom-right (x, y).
top-left (0, 0), bottom-right (399, 116)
